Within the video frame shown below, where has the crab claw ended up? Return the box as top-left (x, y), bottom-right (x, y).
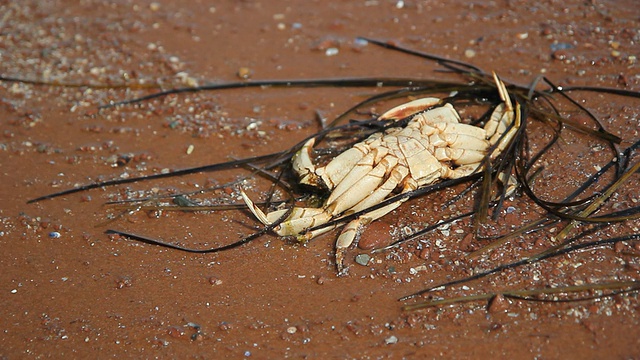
top-left (378, 97), bottom-right (442, 121)
top-left (240, 190), bottom-right (272, 225)
top-left (335, 225), bottom-right (357, 276)
top-left (334, 216), bottom-right (373, 276)
top-left (292, 138), bottom-right (322, 187)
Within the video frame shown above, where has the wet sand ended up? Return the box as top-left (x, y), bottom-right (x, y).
top-left (1, 1), bottom-right (639, 358)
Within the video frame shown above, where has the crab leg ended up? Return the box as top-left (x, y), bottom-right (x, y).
top-left (241, 191), bottom-right (329, 236)
top-left (486, 73), bottom-right (520, 158)
top-left (333, 164), bottom-right (410, 272)
top-left (327, 154), bottom-right (398, 214)
top-left (291, 138), bottom-right (320, 186)
top-left (324, 147), bottom-right (386, 204)
top-left (434, 147), bottom-right (486, 165)
top-left (242, 190), bottom-right (337, 242)
top-left (294, 134), bottom-right (384, 189)
top-left (317, 136), bottom-right (381, 188)
top-left (246, 150), bottom-right (399, 239)
top-left (378, 97), bottom-right (442, 120)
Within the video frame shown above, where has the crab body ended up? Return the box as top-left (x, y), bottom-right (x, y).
top-left (242, 74), bottom-right (519, 274)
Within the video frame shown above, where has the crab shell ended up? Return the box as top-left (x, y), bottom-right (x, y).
top-left (243, 73), bottom-right (520, 275)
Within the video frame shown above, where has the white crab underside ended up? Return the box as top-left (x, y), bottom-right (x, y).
top-left (242, 73), bottom-right (519, 274)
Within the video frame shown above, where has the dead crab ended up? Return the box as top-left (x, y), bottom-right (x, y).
top-left (242, 73), bottom-right (520, 274)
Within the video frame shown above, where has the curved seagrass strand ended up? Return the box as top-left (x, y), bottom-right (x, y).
top-left (98, 78), bottom-right (456, 109)
top-left (518, 139), bottom-right (640, 223)
top-left (26, 151), bottom-right (289, 203)
top-left (97, 35), bottom-right (492, 110)
top-left (478, 92), bottom-right (527, 223)
top-left (0, 75), bottom-right (162, 89)
top-left (402, 280), bottom-right (640, 311)
top-left (357, 37), bottom-right (484, 75)
top-left (105, 155), bottom-right (298, 253)
top-left (320, 83), bottom-right (514, 156)
top-left (99, 163), bottom-right (292, 221)
top-left (466, 138), bottom-right (640, 257)
top-left (505, 77), bottom-right (636, 220)
top-left (559, 85), bottom-right (640, 99)
top-left (94, 36), bottom-right (511, 114)
top-left (105, 205), bottom-right (293, 254)
top-left (400, 232), bottom-right (640, 302)
top-left (543, 77), bottom-right (623, 145)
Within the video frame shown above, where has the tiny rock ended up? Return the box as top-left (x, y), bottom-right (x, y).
top-left (488, 294), bottom-right (509, 314)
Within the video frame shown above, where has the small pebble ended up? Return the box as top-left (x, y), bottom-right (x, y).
top-left (418, 247), bottom-right (430, 260)
top-left (237, 67), bottom-right (253, 79)
top-left (355, 254), bottom-right (371, 266)
top-left (115, 276), bottom-right (133, 289)
top-left (286, 326), bottom-right (297, 334)
top-left (208, 276), bottom-right (223, 286)
top-left (325, 47), bottom-right (339, 56)
top-left (550, 42), bottom-right (574, 51)
top-left (552, 50), bottom-right (567, 61)
top-left (187, 322), bottom-right (201, 330)
top-left (487, 294), bottom-right (509, 314)
top-left (385, 335), bottom-right (398, 344)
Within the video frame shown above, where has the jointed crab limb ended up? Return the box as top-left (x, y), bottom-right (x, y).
top-left (378, 97), bottom-right (443, 120)
top-left (242, 74), bottom-right (519, 274)
top-left (335, 195), bottom-right (409, 274)
top-left (487, 72), bottom-right (520, 158)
